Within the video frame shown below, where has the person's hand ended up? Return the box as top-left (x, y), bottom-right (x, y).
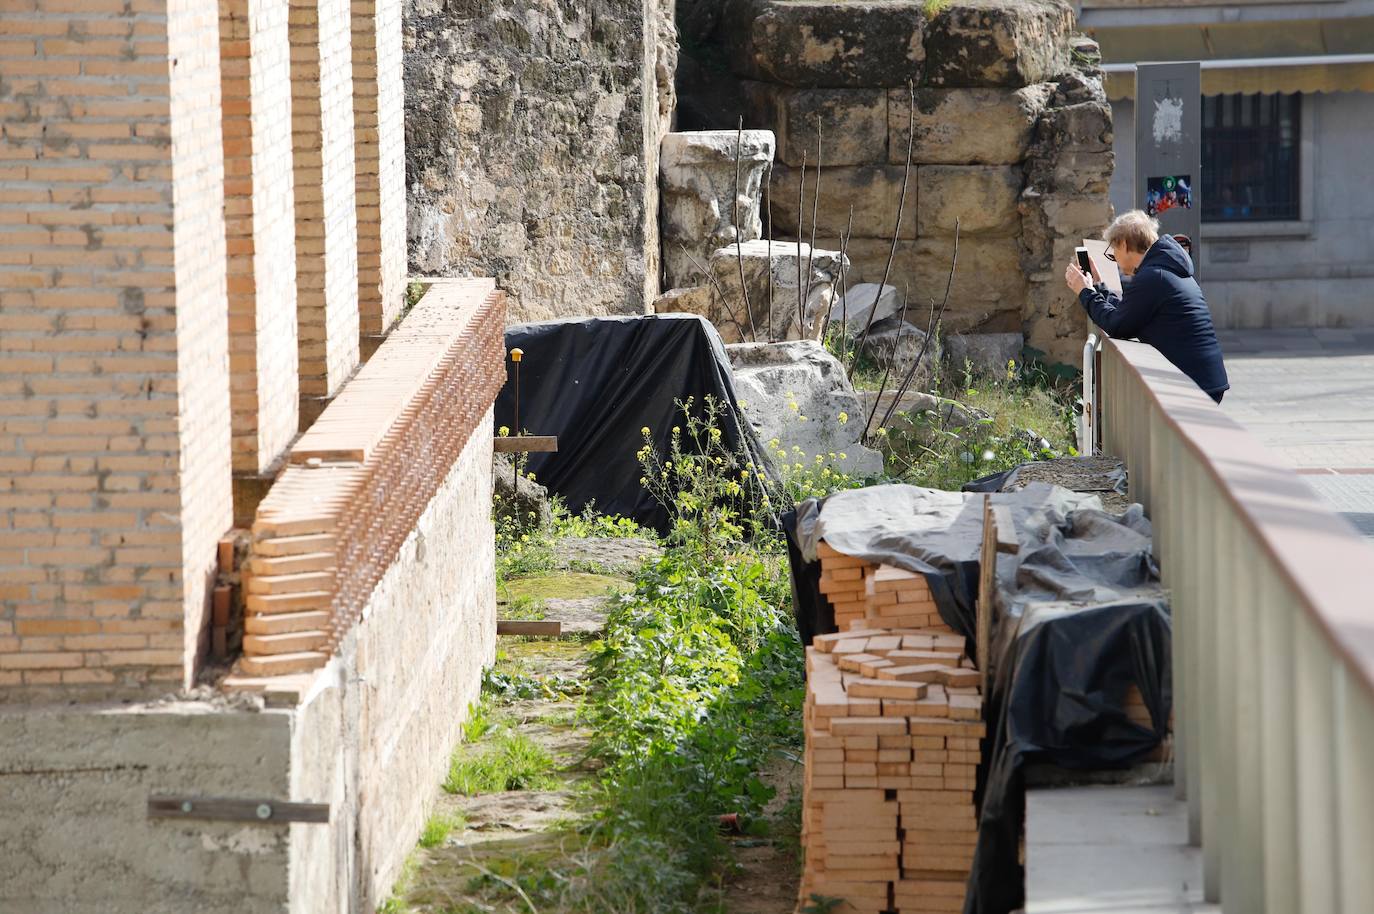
top-left (1087, 257), bottom-right (1102, 285)
top-left (1064, 262), bottom-right (1091, 295)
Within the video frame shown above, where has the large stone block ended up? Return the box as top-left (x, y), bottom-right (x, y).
top-left (721, 0), bottom-right (926, 88)
top-left (660, 130), bottom-right (775, 289)
top-left (709, 239), bottom-right (849, 342)
top-left (840, 236), bottom-right (1027, 333)
top-left (744, 81), bottom-right (888, 167)
top-left (922, 0), bottom-right (1074, 88)
top-left (727, 340), bottom-right (884, 477)
top-left (944, 332), bottom-right (1024, 375)
top-left (917, 165), bottom-right (1022, 236)
top-left (769, 162), bottom-right (916, 239)
top-left (888, 86), bottom-right (1049, 165)
top-left (1023, 278), bottom-right (1089, 369)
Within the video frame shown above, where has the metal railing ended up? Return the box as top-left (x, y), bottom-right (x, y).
top-left (1099, 337), bottom-right (1374, 913)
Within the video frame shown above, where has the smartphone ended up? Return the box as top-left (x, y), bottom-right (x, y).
top-left (1075, 247), bottom-right (1092, 274)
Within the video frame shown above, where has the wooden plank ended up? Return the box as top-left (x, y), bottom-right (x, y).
top-left (148, 795), bottom-right (330, 824)
top-left (493, 436), bottom-right (558, 453)
top-left (991, 505), bottom-right (1019, 554)
top-left (497, 619), bottom-right (563, 636)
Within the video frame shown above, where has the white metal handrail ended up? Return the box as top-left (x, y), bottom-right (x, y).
top-left (1099, 337), bottom-right (1374, 913)
top-left (1078, 332), bottom-right (1102, 456)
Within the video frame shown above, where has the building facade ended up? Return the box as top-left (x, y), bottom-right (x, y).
top-left (1082, 0), bottom-right (1374, 329)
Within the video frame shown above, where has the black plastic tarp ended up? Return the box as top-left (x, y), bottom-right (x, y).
top-left (785, 481), bottom-right (1172, 914)
top-left (493, 314), bottom-right (771, 533)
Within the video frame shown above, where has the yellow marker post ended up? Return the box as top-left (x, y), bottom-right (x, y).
top-left (509, 348), bottom-right (524, 437)
top-left (509, 348), bottom-right (523, 500)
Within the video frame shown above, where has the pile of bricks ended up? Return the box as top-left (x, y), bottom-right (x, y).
top-left (818, 549), bottom-right (945, 632)
top-left (800, 543), bottom-right (985, 914)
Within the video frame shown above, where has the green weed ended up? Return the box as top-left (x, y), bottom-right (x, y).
top-left (443, 731), bottom-right (559, 795)
top-left (418, 811), bottom-right (466, 849)
top-left (462, 700), bottom-right (495, 743)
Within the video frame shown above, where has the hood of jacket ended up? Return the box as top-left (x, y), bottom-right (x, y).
top-left (1137, 233), bottom-right (1194, 279)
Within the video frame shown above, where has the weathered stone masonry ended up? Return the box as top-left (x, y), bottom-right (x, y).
top-left (702, 0), bottom-right (1114, 367)
top-left (403, 0), bottom-right (677, 322)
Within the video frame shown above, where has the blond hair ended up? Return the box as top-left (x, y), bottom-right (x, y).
top-left (1103, 210), bottom-right (1160, 254)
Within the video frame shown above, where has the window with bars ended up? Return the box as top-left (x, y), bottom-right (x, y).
top-left (1201, 93), bottom-right (1302, 222)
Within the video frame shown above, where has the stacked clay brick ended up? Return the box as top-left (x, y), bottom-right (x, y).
top-left (801, 542), bottom-right (985, 914)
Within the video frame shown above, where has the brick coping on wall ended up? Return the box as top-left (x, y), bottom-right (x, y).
top-left (224, 278), bottom-right (505, 690)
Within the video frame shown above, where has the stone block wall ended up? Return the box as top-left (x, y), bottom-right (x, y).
top-left (290, 0), bottom-right (360, 401)
top-left (221, 0), bottom-right (300, 474)
top-left (290, 416), bottom-right (497, 910)
top-left (403, 0), bottom-right (677, 322)
top-left (708, 0), bottom-right (1114, 367)
top-left (0, 0), bottom-right (231, 695)
top-left (351, 0), bottom-right (407, 336)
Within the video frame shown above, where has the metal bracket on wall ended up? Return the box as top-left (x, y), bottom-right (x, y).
top-left (148, 795), bottom-right (330, 824)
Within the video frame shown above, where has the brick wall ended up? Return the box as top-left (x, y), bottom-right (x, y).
top-left (291, 0), bottom-right (359, 402)
top-left (221, 0), bottom-right (299, 475)
top-left (0, 0), bottom-right (231, 696)
top-left (351, 0), bottom-right (405, 336)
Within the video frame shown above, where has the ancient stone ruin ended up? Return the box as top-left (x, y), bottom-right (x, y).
top-left (678, 0), bottom-right (1112, 367)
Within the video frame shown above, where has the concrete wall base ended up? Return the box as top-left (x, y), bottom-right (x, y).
top-left (0, 417), bottom-right (496, 913)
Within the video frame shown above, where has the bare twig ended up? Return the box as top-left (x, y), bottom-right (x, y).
top-left (877, 219), bottom-right (961, 433)
top-left (853, 80), bottom-right (915, 363)
top-left (733, 117), bottom-right (757, 342)
top-left (865, 283), bottom-right (912, 435)
top-left (803, 115), bottom-right (821, 339)
top-left (796, 149), bottom-right (807, 339)
top-left (833, 205), bottom-right (854, 366)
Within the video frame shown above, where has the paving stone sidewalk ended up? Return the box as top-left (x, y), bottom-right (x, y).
top-left (1217, 328), bottom-right (1374, 540)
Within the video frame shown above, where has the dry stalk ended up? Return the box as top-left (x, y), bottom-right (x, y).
top-left (864, 283), bottom-right (912, 435)
top-left (876, 218), bottom-right (961, 433)
top-left (732, 117), bottom-right (757, 342)
top-left (765, 160), bottom-right (775, 341)
top-left (795, 149), bottom-right (807, 339)
top-left (829, 205), bottom-right (855, 356)
top-left (803, 114), bottom-right (822, 339)
top-left (680, 245), bottom-right (750, 342)
top-left (852, 81), bottom-right (915, 368)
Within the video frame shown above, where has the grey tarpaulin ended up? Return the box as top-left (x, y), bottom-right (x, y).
top-left (790, 482), bottom-right (1171, 914)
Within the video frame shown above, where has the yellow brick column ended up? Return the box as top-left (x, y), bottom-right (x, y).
top-left (220, 0), bottom-right (299, 474)
top-left (351, 0), bottom-right (406, 338)
top-left (0, 0), bottom-right (232, 695)
top-left (290, 0), bottom-right (360, 413)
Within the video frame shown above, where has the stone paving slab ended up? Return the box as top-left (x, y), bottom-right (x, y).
top-left (1025, 785), bottom-right (1219, 914)
top-left (1217, 328), bottom-right (1374, 539)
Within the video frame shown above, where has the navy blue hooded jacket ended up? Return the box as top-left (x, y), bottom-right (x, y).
top-left (1078, 234), bottom-right (1229, 401)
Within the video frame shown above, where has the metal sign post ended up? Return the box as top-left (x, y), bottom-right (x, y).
top-left (1134, 62), bottom-right (1202, 276)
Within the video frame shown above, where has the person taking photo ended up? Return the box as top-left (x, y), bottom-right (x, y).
top-left (1065, 210), bottom-right (1229, 403)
